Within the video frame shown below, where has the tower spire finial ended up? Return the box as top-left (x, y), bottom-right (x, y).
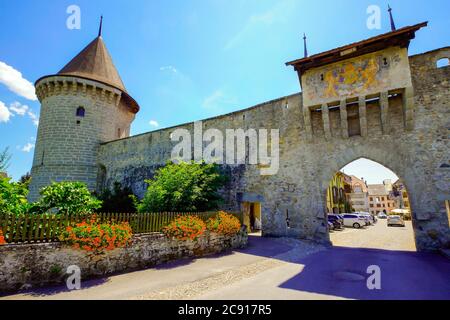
top-left (388, 5), bottom-right (396, 31)
top-left (303, 33), bottom-right (308, 58)
top-left (98, 15), bottom-right (103, 37)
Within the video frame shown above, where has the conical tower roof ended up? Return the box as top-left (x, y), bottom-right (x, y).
top-left (58, 36), bottom-right (127, 92)
top-left (36, 34), bottom-right (139, 113)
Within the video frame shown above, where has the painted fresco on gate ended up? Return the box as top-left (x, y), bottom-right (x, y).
top-left (302, 47), bottom-right (413, 106)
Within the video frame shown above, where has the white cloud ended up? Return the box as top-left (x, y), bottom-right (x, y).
top-left (224, 0), bottom-right (297, 50)
top-left (202, 89), bottom-right (237, 110)
top-left (9, 101), bottom-right (29, 116)
top-left (21, 143), bottom-right (35, 153)
top-left (160, 66), bottom-right (178, 73)
top-left (0, 61), bottom-right (37, 101)
top-left (5, 101), bottom-right (38, 126)
top-left (28, 110), bottom-right (39, 126)
top-left (0, 101), bottom-right (11, 123)
top-left (149, 120), bottom-right (159, 127)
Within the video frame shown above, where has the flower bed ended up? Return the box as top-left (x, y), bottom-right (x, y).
top-left (207, 211), bottom-right (241, 236)
top-left (162, 215), bottom-right (206, 241)
top-left (59, 217), bottom-right (133, 253)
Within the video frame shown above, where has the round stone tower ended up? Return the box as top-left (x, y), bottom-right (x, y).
top-left (29, 29), bottom-right (140, 201)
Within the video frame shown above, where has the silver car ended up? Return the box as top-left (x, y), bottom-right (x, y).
top-left (387, 215), bottom-right (405, 227)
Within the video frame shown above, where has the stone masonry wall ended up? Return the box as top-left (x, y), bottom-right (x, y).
top-left (0, 231), bottom-right (248, 293)
top-left (29, 76), bottom-right (135, 201)
top-left (98, 47), bottom-right (449, 252)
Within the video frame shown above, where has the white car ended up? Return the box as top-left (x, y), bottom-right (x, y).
top-left (387, 215), bottom-right (405, 227)
top-left (356, 212), bottom-right (373, 226)
top-left (377, 212), bottom-right (387, 219)
top-left (342, 214), bottom-right (367, 229)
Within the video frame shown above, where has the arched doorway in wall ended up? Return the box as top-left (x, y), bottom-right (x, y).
top-left (324, 158), bottom-right (416, 252)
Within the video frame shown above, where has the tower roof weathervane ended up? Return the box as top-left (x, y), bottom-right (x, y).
top-left (388, 5), bottom-right (396, 31)
top-left (303, 33), bottom-right (308, 58)
top-left (98, 15), bottom-right (103, 37)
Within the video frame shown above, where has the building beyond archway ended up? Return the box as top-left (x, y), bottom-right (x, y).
top-left (325, 158), bottom-right (417, 250)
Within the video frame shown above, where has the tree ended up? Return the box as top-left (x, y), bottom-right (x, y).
top-left (0, 147), bottom-right (11, 173)
top-left (98, 182), bottom-right (137, 213)
top-left (36, 181), bottom-right (102, 215)
top-left (19, 172), bottom-right (32, 190)
top-left (138, 161), bottom-right (226, 213)
top-left (0, 176), bottom-right (30, 215)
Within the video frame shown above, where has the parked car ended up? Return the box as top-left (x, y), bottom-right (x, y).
top-left (366, 212), bottom-right (377, 224)
top-left (329, 214), bottom-right (345, 223)
top-left (328, 215), bottom-right (344, 230)
top-left (357, 212), bottom-right (373, 226)
top-left (378, 212), bottom-right (388, 219)
top-left (387, 215), bottom-right (405, 227)
top-left (342, 214), bottom-right (366, 229)
top-left (327, 221), bottom-right (335, 231)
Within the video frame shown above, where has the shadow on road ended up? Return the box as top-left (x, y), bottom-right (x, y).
top-left (243, 236), bottom-right (450, 300)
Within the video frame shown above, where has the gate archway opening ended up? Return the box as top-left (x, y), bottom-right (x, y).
top-left (325, 158), bottom-right (416, 252)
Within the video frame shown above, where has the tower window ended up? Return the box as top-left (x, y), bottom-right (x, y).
top-left (76, 107), bottom-right (85, 117)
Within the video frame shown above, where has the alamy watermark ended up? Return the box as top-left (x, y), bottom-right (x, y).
top-left (66, 265), bottom-right (81, 290)
top-left (66, 5), bottom-right (81, 30)
top-left (366, 265), bottom-right (381, 290)
top-left (366, 5), bottom-right (381, 30)
top-left (170, 121), bottom-right (280, 175)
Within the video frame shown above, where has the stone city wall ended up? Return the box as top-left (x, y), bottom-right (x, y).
top-left (0, 231), bottom-right (248, 293)
top-left (98, 47), bottom-right (450, 251)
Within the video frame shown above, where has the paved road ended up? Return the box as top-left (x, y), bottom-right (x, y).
top-left (2, 221), bottom-right (449, 300)
top-left (330, 219), bottom-right (417, 251)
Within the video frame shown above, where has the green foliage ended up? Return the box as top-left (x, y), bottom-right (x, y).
top-left (98, 182), bottom-right (137, 213)
top-left (19, 172), bottom-right (32, 190)
top-left (0, 176), bottom-right (30, 215)
top-left (36, 181), bottom-right (102, 215)
top-left (138, 161), bottom-right (226, 213)
top-left (0, 147), bottom-right (11, 172)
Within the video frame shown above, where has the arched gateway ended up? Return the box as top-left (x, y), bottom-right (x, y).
top-left (30, 22), bottom-right (449, 252)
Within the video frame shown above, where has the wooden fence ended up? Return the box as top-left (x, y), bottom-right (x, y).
top-left (0, 211), bottom-right (243, 244)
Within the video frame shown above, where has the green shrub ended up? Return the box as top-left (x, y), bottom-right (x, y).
top-left (138, 161), bottom-right (226, 213)
top-left (36, 181), bottom-right (102, 215)
top-left (98, 182), bottom-right (137, 213)
top-left (0, 176), bottom-right (30, 215)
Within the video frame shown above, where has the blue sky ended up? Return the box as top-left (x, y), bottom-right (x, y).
top-left (0, 0), bottom-right (448, 182)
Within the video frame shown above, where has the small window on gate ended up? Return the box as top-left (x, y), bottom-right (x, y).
top-left (76, 107), bottom-right (85, 117)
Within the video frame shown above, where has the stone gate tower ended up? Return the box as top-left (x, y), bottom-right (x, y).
top-left (28, 25), bottom-right (140, 201)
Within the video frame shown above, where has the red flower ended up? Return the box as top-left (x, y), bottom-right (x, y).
top-left (0, 229), bottom-right (6, 245)
top-left (59, 220), bottom-right (132, 254)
